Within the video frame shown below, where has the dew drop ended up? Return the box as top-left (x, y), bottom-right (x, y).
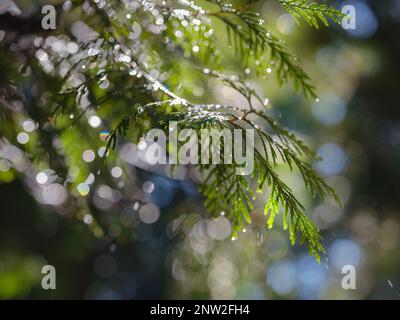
top-left (88, 48), bottom-right (99, 56)
top-left (99, 79), bottom-right (109, 89)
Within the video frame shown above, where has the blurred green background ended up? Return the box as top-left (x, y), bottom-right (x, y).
top-left (0, 0), bottom-right (400, 299)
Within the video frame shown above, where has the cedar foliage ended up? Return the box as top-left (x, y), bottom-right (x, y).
top-left (0, 0), bottom-right (344, 261)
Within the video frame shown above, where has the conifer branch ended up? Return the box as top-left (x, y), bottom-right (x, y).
top-left (276, 0), bottom-right (344, 28)
top-left (0, 0), bottom-right (343, 261)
